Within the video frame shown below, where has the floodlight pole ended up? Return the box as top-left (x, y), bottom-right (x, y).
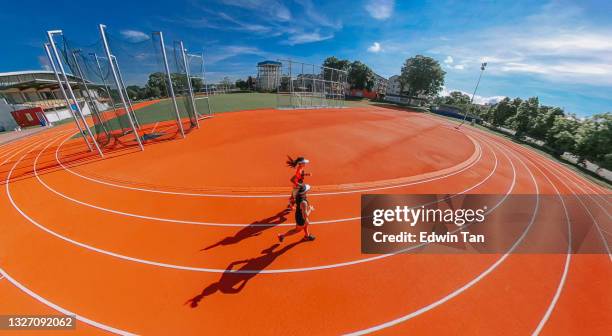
top-left (99, 24), bottom-right (144, 150)
top-left (156, 31), bottom-right (185, 138)
top-left (47, 32), bottom-right (104, 157)
top-left (111, 55), bottom-right (141, 129)
top-left (90, 53), bottom-right (118, 113)
top-left (44, 42), bottom-right (91, 151)
top-left (457, 62), bottom-right (487, 129)
top-left (180, 42), bottom-right (199, 128)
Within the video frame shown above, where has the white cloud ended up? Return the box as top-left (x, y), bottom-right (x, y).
top-left (441, 87), bottom-right (506, 105)
top-left (219, 0), bottom-right (291, 21)
top-left (218, 12), bottom-right (271, 33)
top-left (206, 45), bottom-right (265, 64)
top-left (444, 56), bottom-right (454, 64)
top-left (453, 64), bottom-right (465, 70)
top-left (368, 42), bottom-right (382, 53)
top-left (365, 0), bottom-right (394, 20)
top-left (284, 31), bottom-right (334, 45)
top-left (38, 55), bottom-right (51, 71)
top-left (295, 0), bottom-right (343, 29)
top-left (416, 3), bottom-right (612, 86)
top-left (120, 30), bottom-right (150, 42)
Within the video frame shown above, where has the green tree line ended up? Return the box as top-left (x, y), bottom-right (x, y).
top-left (438, 93), bottom-right (611, 170)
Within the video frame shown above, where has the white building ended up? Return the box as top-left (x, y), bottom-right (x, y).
top-left (386, 75), bottom-right (401, 96)
top-left (256, 61), bottom-right (281, 92)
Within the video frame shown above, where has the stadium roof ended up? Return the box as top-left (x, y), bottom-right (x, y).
top-left (0, 70), bottom-right (84, 90)
top-left (0, 70), bottom-right (56, 77)
top-left (257, 60), bottom-right (281, 66)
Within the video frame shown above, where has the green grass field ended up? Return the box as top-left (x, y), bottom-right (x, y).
top-left (75, 93), bottom-right (366, 139)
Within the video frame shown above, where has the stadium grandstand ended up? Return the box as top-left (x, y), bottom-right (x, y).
top-left (0, 70), bottom-right (105, 130)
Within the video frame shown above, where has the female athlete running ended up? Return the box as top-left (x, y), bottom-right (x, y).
top-left (278, 184), bottom-right (315, 242)
top-left (286, 156), bottom-right (311, 209)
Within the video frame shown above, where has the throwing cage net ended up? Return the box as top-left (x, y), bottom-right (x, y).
top-left (47, 24), bottom-right (207, 156)
top-left (276, 59), bottom-right (347, 109)
top-left (185, 52), bottom-right (213, 119)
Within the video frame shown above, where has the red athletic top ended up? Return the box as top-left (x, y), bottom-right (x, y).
top-left (292, 166), bottom-right (305, 187)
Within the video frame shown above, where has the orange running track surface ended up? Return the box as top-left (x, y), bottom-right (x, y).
top-left (0, 105), bottom-right (610, 335)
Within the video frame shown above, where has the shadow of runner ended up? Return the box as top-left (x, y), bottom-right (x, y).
top-left (186, 239), bottom-right (304, 308)
top-left (202, 209), bottom-right (291, 251)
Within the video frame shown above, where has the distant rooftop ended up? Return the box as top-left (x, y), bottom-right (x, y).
top-left (257, 60), bottom-right (281, 66)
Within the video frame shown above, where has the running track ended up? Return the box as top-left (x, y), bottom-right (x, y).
top-left (0, 106), bottom-right (610, 335)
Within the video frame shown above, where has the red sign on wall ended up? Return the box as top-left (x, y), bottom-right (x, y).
top-left (11, 107), bottom-right (47, 127)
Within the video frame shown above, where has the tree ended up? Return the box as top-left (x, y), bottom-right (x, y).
top-left (146, 72), bottom-right (168, 97)
top-left (246, 76), bottom-right (255, 90)
top-left (545, 114), bottom-right (579, 155)
top-left (125, 85), bottom-right (143, 100)
top-left (508, 97), bottom-right (539, 138)
top-left (487, 97), bottom-right (516, 127)
top-left (191, 78), bottom-right (204, 92)
top-left (400, 55), bottom-right (445, 98)
top-left (529, 106), bottom-right (564, 140)
top-left (323, 56), bottom-right (350, 72)
top-left (574, 113), bottom-right (612, 169)
top-left (347, 61), bottom-right (374, 90)
top-left (235, 79), bottom-right (248, 90)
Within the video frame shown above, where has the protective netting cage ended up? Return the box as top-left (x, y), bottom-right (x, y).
top-left (185, 52), bottom-right (213, 119)
top-left (46, 24), bottom-right (208, 156)
top-left (276, 59), bottom-right (348, 109)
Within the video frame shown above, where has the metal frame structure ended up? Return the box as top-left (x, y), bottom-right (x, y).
top-left (47, 31), bottom-right (104, 157)
top-left (156, 31), bottom-right (185, 138)
top-left (44, 42), bottom-right (91, 151)
top-left (90, 52), bottom-right (117, 111)
top-left (99, 24), bottom-right (144, 150)
top-left (111, 55), bottom-right (141, 129)
top-left (276, 59), bottom-right (348, 110)
top-left (185, 51), bottom-right (213, 119)
top-left (70, 49), bottom-right (111, 138)
top-left (179, 41), bottom-right (199, 128)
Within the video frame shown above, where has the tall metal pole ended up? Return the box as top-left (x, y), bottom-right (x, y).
top-left (90, 53), bottom-right (118, 114)
top-left (156, 31), bottom-right (185, 138)
top-left (44, 42), bottom-right (91, 151)
top-left (72, 50), bottom-right (110, 137)
top-left (457, 62), bottom-right (487, 129)
top-left (311, 64), bottom-right (316, 107)
top-left (111, 55), bottom-right (141, 129)
top-left (47, 31), bottom-right (104, 157)
top-left (99, 24), bottom-right (144, 150)
top-left (180, 42), bottom-right (199, 128)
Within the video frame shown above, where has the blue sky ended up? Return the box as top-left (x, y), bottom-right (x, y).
top-left (0, 0), bottom-right (611, 116)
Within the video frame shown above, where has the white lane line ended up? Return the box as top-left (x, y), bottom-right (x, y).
top-left (344, 135), bottom-right (532, 335)
top-left (459, 127), bottom-right (573, 336)
top-left (150, 122), bottom-right (159, 134)
top-left (505, 139), bottom-right (611, 262)
top-left (54, 131), bottom-right (484, 198)
top-left (35, 135), bottom-right (488, 227)
top-left (0, 133), bottom-right (135, 336)
top-left (0, 268), bottom-right (135, 336)
top-left (9, 134), bottom-right (514, 274)
top-left (515, 153), bottom-right (572, 336)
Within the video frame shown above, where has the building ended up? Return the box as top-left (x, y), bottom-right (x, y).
top-left (0, 70), bottom-right (105, 128)
top-left (386, 75), bottom-right (401, 96)
top-left (372, 72), bottom-right (388, 96)
top-left (256, 61), bottom-right (281, 92)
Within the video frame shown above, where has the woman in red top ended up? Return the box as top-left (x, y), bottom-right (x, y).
top-left (286, 156), bottom-right (310, 209)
